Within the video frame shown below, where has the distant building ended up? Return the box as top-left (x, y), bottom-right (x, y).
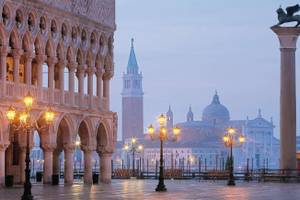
top-left (121, 38), bottom-right (144, 140)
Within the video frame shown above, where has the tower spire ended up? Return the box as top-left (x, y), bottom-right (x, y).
top-left (127, 38), bottom-right (138, 74)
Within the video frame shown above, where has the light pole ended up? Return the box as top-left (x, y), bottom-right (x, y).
top-left (123, 137), bottom-right (143, 177)
top-left (148, 114), bottom-right (181, 192)
top-left (223, 127), bottom-right (245, 186)
top-left (6, 92), bottom-right (56, 200)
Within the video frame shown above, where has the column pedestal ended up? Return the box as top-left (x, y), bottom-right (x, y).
top-left (0, 144), bottom-right (8, 186)
top-left (271, 26), bottom-right (300, 170)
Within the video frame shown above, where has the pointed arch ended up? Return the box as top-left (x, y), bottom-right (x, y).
top-left (76, 48), bottom-right (83, 65)
top-left (66, 46), bottom-right (75, 63)
top-left (56, 42), bottom-right (65, 60)
top-left (34, 34), bottom-right (44, 55)
top-left (9, 28), bottom-right (20, 49)
top-left (77, 117), bottom-right (93, 147)
top-left (0, 24), bottom-right (7, 47)
top-left (45, 39), bottom-right (54, 57)
top-left (22, 31), bottom-right (33, 52)
top-left (86, 50), bottom-right (94, 67)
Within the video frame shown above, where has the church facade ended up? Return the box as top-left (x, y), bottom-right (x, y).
top-left (0, 0), bottom-right (117, 186)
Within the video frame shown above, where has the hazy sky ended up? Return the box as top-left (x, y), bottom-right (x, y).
top-left (111, 0), bottom-right (300, 140)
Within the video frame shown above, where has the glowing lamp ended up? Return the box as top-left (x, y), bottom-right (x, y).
top-left (44, 107), bottom-right (55, 124)
top-left (239, 135), bottom-right (245, 143)
top-left (131, 137), bottom-right (136, 144)
top-left (158, 114), bottom-right (166, 126)
top-left (19, 112), bottom-right (29, 124)
top-left (228, 127), bottom-right (235, 135)
top-left (148, 124), bottom-right (155, 135)
top-left (173, 126), bottom-right (181, 136)
top-left (23, 92), bottom-right (34, 109)
top-left (223, 135), bottom-right (229, 143)
top-left (138, 145), bottom-right (143, 151)
top-left (124, 144), bottom-right (129, 150)
top-left (6, 106), bottom-right (16, 122)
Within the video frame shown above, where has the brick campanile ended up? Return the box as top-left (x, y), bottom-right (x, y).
top-left (122, 38), bottom-right (144, 141)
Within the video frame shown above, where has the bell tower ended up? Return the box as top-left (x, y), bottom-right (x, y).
top-left (122, 38), bottom-right (144, 140)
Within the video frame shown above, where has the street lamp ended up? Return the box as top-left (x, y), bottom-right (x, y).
top-left (147, 114), bottom-right (181, 192)
top-left (6, 92), bottom-right (56, 200)
top-left (123, 137), bottom-right (143, 177)
top-left (223, 127), bottom-right (245, 186)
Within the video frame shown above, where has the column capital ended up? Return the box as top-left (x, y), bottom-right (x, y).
top-left (271, 26), bottom-right (300, 49)
top-left (63, 143), bottom-right (75, 153)
top-left (67, 62), bottom-right (78, 71)
top-left (81, 145), bottom-right (94, 153)
top-left (0, 143), bottom-right (9, 151)
top-left (86, 67), bottom-right (96, 76)
top-left (41, 143), bottom-right (57, 152)
top-left (12, 48), bottom-right (23, 58)
top-left (23, 52), bottom-right (34, 60)
top-left (0, 46), bottom-right (8, 56)
top-left (96, 69), bottom-right (103, 77)
top-left (47, 56), bottom-right (58, 66)
top-left (35, 54), bottom-right (47, 64)
top-left (57, 59), bottom-right (67, 69)
top-left (97, 146), bottom-right (114, 155)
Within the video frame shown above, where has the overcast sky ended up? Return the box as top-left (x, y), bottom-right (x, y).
top-left (111, 0), bottom-right (300, 140)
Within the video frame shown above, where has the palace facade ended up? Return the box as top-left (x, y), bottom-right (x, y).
top-left (0, 0), bottom-right (117, 186)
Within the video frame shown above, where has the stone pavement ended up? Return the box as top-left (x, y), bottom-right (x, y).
top-left (0, 180), bottom-right (299, 200)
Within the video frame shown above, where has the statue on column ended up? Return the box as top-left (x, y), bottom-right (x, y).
top-left (275, 4), bottom-right (300, 27)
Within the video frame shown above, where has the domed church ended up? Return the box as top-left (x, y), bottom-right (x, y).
top-left (166, 92), bottom-right (280, 169)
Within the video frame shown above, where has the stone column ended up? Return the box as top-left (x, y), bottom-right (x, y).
top-left (0, 47), bottom-right (8, 97)
top-left (271, 27), bottom-right (300, 170)
top-left (58, 60), bottom-right (66, 104)
top-left (47, 57), bottom-right (57, 103)
top-left (35, 54), bottom-right (46, 87)
top-left (82, 147), bottom-right (93, 184)
top-left (64, 144), bottom-right (74, 185)
top-left (0, 144), bottom-right (8, 186)
top-left (24, 52), bottom-right (33, 85)
top-left (99, 152), bottom-right (112, 183)
top-left (96, 70), bottom-right (103, 98)
top-left (76, 65), bottom-right (86, 106)
top-left (68, 62), bottom-right (77, 106)
top-left (12, 49), bottom-right (22, 83)
top-left (53, 150), bottom-right (61, 175)
top-left (87, 67), bottom-right (95, 108)
top-left (41, 144), bottom-right (56, 184)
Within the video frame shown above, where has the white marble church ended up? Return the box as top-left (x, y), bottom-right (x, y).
top-left (116, 38), bottom-right (280, 171)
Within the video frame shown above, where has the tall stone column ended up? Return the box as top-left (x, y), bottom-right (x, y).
top-left (68, 62), bottom-right (77, 106)
top-left (82, 147), bottom-right (93, 184)
top-left (24, 52), bottom-right (33, 85)
top-left (12, 49), bottom-right (22, 84)
top-left (99, 152), bottom-right (112, 183)
top-left (47, 57), bottom-right (57, 103)
top-left (35, 54), bottom-right (46, 87)
top-left (0, 47), bottom-right (8, 97)
top-left (76, 65), bottom-right (86, 106)
top-left (64, 144), bottom-right (74, 185)
top-left (87, 67), bottom-right (95, 108)
top-left (58, 60), bottom-right (66, 104)
top-left (42, 144), bottom-right (56, 184)
top-left (0, 144), bottom-right (8, 186)
top-left (96, 70), bottom-right (103, 98)
top-left (271, 27), bottom-right (300, 170)
top-left (53, 150), bottom-right (61, 175)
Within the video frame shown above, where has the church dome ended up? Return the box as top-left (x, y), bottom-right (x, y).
top-left (202, 93), bottom-right (230, 124)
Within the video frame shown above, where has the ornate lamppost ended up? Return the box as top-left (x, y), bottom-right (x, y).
top-left (223, 127), bottom-right (245, 186)
top-left (6, 93), bottom-right (56, 200)
top-left (123, 137), bottom-right (143, 177)
top-left (148, 114), bottom-right (181, 192)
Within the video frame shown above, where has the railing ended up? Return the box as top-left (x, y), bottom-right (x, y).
top-left (2, 81), bottom-right (107, 111)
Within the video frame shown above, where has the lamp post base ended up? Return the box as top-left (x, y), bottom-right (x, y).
top-left (227, 179), bottom-right (235, 186)
top-left (155, 183), bottom-right (167, 192)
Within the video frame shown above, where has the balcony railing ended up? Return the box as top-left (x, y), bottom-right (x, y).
top-left (2, 81), bottom-right (108, 111)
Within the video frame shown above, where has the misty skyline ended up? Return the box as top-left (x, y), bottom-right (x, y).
top-left (112, 0), bottom-right (300, 140)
